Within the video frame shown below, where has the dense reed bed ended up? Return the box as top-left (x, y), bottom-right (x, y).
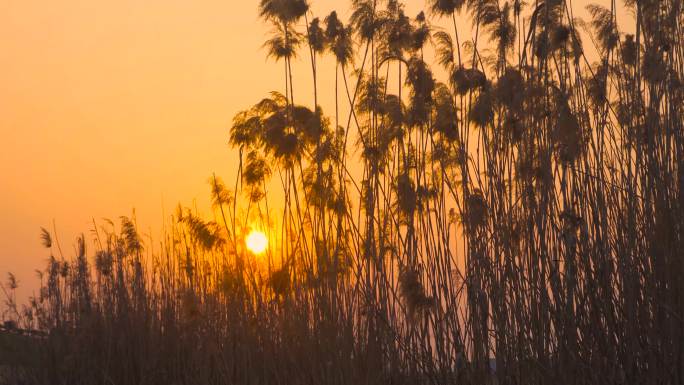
top-left (2, 0), bottom-right (683, 383)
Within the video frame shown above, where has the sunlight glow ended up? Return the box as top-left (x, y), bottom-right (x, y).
top-left (245, 230), bottom-right (268, 254)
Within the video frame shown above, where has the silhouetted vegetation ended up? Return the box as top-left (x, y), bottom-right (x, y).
top-left (2, 0), bottom-right (683, 383)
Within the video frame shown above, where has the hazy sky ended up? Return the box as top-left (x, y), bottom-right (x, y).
top-left (0, 0), bottom-right (623, 302)
top-left (0, 0), bottom-right (373, 302)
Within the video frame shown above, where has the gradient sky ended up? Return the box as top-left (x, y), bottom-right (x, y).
top-left (0, 0), bottom-right (373, 302)
top-left (0, 0), bottom-right (624, 303)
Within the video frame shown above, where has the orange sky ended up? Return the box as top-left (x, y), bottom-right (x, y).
top-left (0, 0), bottom-right (626, 303)
top-left (0, 0), bottom-right (366, 303)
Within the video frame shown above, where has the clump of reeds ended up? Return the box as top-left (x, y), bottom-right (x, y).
top-left (2, 0), bottom-right (683, 384)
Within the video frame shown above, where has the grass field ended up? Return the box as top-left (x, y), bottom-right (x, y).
top-left (2, 0), bottom-right (683, 384)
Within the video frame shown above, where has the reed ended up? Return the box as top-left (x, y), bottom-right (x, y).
top-left (2, 0), bottom-right (683, 383)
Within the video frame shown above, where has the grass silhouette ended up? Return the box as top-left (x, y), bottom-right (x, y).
top-left (2, 0), bottom-right (683, 383)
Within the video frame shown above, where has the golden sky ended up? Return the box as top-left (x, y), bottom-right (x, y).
top-left (0, 0), bottom-right (362, 301)
top-left (0, 0), bottom-right (624, 301)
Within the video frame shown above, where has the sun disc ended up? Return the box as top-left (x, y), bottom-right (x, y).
top-left (246, 230), bottom-right (268, 254)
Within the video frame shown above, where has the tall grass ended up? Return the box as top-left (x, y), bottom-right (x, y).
top-left (2, 0), bottom-right (683, 383)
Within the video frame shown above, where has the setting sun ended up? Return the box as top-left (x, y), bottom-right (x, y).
top-left (245, 230), bottom-right (268, 254)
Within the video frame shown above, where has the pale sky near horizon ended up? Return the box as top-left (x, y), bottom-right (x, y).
top-left (0, 0), bottom-right (624, 303)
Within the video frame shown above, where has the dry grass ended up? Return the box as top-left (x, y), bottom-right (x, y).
top-left (2, 0), bottom-right (683, 383)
